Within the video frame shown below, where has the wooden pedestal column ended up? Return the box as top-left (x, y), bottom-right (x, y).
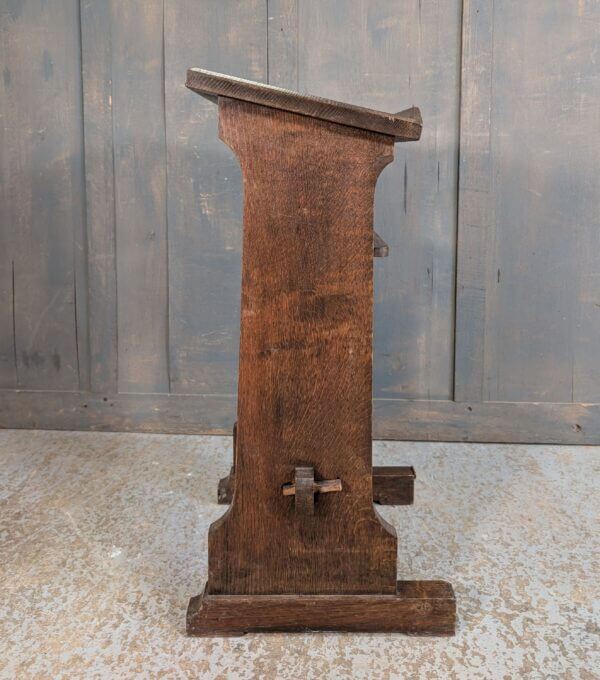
top-left (184, 69), bottom-right (455, 636)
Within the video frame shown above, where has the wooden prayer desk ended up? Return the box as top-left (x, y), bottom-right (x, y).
top-left (184, 69), bottom-right (455, 636)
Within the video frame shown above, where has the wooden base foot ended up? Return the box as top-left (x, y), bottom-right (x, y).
top-left (218, 465), bottom-right (415, 506)
top-left (186, 581), bottom-right (455, 636)
top-left (372, 466), bottom-right (415, 505)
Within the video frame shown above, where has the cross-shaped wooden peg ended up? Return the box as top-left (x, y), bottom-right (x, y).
top-left (282, 467), bottom-right (342, 517)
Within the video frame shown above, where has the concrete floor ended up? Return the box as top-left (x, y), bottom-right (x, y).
top-left (1, 430), bottom-right (598, 679)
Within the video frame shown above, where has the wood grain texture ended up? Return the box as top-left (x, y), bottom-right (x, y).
top-left (372, 466), bottom-right (415, 505)
top-left (186, 69), bottom-right (422, 141)
top-left (0, 389), bottom-right (235, 434)
top-left (220, 465), bottom-right (413, 506)
top-left (110, 0), bottom-right (169, 393)
top-left (453, 0), bottom-right (494, 402)
top-left (81, 0), bottom-right (117, 394)
top-left (291, 467), bottom-right (317, 517)
top-left (4, 390), bottom-right (600, 444)
top-left (218, 418), bottom-right (410, 506)
top-left (187, 581), bottom-right (456, 635)
top-left (207, 97), bottom-right (397, 595)
top-left (164, 0), bottom-right (266, 394)
top-left (282, 472), bottom-right (343, 499)
top-left (479, 1), bottom-right (600, 403)
top-left (0, 0), bottom-right (87, 390)
top-left (295, 1), bottom-right (462, 402)
top-left (373, 398), bottom-right (600, 444)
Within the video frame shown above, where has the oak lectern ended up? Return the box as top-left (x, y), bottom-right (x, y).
top-left (184, 69), bottom-right (455, 636)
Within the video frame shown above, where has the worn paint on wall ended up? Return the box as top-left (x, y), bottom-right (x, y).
top-left (294, 1), bottom-right (462, 401)
top-left (0, 0), bottom-right (87, 391)
top-left (484, 1), bottom-right (600, 403)
top-left (455, 0), bottom-right (600, 405)
top-left (165, 0), bottom-right (266, 395)
top-left (1, 0), bottom-right (600, 442)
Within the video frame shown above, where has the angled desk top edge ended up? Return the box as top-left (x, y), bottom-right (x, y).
top-left (186, 68), bottom-right (422, 142)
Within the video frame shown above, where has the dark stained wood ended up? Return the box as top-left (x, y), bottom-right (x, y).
top-left (183, 70), bottom-right (456, 634)
top-left (262, 231), bottom-right (389, 257)
top-left (206, 95), bottom-right (399, 596)
top-left (217, 468), bottom-right (235, 504)
top-left (220, 418), bottom-right (401, 510)
top-left (217, 421), bottom-right (237, 503)
top-left (220, 461), bottom-right (413, 506)
top-left (373, 466), bottom-right (415, 506)
top-left (185, 69), bottom-right (422, 141)
top-left (292, 467), bottom-right (316, 517)
top-left (187, 580), bottom-right (456, 636)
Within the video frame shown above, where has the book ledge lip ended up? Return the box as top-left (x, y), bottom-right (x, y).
top-left (186, 68), bottom-right (422, 142)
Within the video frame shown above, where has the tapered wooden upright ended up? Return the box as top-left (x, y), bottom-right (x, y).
top-left (185, 69), bottom-right (455, 635)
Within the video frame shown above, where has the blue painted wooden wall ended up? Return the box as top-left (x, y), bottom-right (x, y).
top-left (1, 0), bottom-right (599, 443)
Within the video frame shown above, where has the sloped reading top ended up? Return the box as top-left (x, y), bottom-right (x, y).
top-left (186, 68), bottom-right (422, 143)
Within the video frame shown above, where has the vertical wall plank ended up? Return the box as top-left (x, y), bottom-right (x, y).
top-left (0, 0), bottom-right (86, 390)
top-left (164, 1), bottom-right (267, 394)
top-left (453, 0), bottom-right (494, 402)
top-left (267, 0), bottom-right (298, 88)
top-left (110, 0), bottom-right (169, 393)
top-left (297, 0), bottom-right (462, 401)
top-left (0, 9), bottom-right (16, 387)
top-left (455, 0), bottom-right (600, 404)
top-left (0, 259), bottom-right (15, 387)
top-left (73, 0), bottom-right (91, 392)
top-left (81, 0), bottom-right (117, 394)
top-left (2, 0), bottom-right (599, 442)
top-left (485, 1), bottom-right (599, 403)
top-left (574, 8), bottom-right (600, 404)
